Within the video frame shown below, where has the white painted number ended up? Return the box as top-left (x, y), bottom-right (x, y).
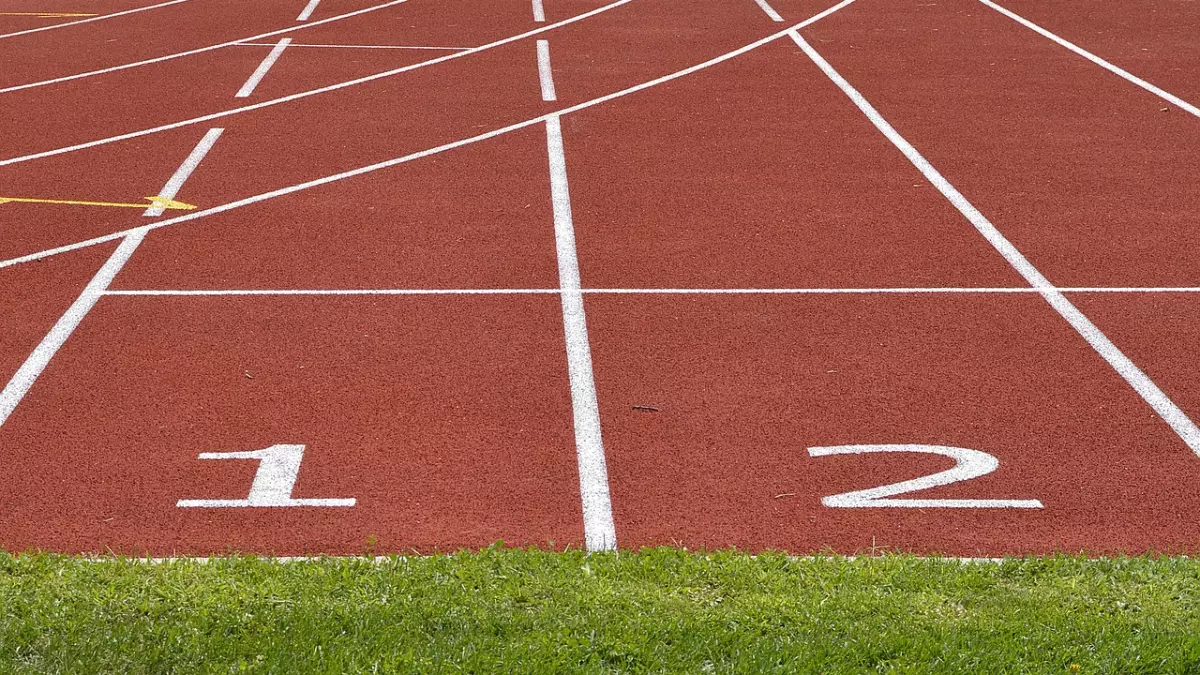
top-left (807, 444), bottom-right (1042, 509)
top-left (177, 444), bottom-right (355, 508)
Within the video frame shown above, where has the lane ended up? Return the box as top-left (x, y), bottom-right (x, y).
top-left (565, 39), bottom-right (1024, 288)
top-left (588, 294), bottom-right (1200, 555)
top-left (987, 0), bottom-right (1200, 108)
top-left (0, 0), bottom-right (325, 88)
top-left (800, 0), bottom-right (1200, 288)
top-left (0, 296), bottom-right (585, 554)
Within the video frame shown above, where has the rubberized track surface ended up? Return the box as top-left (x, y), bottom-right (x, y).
top-left (1, 0), bottom-right (1199, 556)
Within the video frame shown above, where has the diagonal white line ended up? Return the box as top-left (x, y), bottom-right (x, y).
top-left (752, 0), bottom-right (784, 22)
top-left (791, 30), bottom-right (1200, 456)
top-left (977, 0), bottom-right (1200, 119)
top-left (0, 0), bottom-right (190, 40)
top-left (235, 38), bottom-right (291, 98)
top-left (0, 0), bottom-right (858, 270)
top-left (296, 0), bottom-right (322, 21)
top-left (144, 127), bottom-right (223, 216)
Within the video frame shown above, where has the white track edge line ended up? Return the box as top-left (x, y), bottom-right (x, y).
top-left (0, 0), bottom-right (190, 40)
top-left (978, 0), bottom-right (1200, 119)
top-left (0, 0), bottom-right (634, 165)
top-left (0, 0), bottom-right (857, 270)
top-left (0, 0), bottom-right (414, 94)
top-left (791, 30), bottom-right (1200, 456)
top-left (547, 115), bottom-right (617, 553)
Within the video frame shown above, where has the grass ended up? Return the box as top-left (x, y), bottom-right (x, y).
top-left (2, 548), bottom-right (1200, 673)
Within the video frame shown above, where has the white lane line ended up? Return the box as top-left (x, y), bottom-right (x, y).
top-left (296, 0), bottom-right (322, 21)
top-left (0, 0), bottom-right (414, 95)
top-left (236, 38), bottom-right (291, 98)
top-left (0, 230), bottom-right (146, 428)
top-left (0, 0), bottom-right (634, 166)
top-left (533, 0), bottom-right (546, 22)
top-left (0, 0), bottom-right (190, 40)
top-left (791, 30), bottom-right (1200, 456)
top-left (978, 0), bottom-right (1200, 120)
top-left (753, 0), bottom-right (784, 22)
top-left (100, 287), bottom-right (1200, 296)
top-left (537, 40), bottom-right (557, 101)
top-left (144, 127), bottom-right (223, 216)
top-left (0, 129), bottom-right (223, 427)
top-left (0, 0), bottom-right (859, 270)
top-left (235, 42), bottom-right (470, 51)
top-left (547, 114), bottom-right (617, 553)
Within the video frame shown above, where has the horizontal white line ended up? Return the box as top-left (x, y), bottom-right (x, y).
top-left (100, 287), bottom-right (1200, 296)
top-left (235, 42), bottom-right (470, 50)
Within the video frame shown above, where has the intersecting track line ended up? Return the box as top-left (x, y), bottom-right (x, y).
top-left (0, 0), bottom-right (635, 165)
top-left (236, 38), bottom-right (291, 98)
top-left (296, 0), bottom-right (322, 22)
top-left (144, 127), bottom-right (223, 216)
top-left (0, 0), bottom-right (858, 270)
top-left (977, 0), bottom-right (1200, 119)
top-left (0, 0), bottom-right (190, 40)
top-left (100, 287), bottom-right (1200, 296)
top-left (752, 0), bottom-right (784, 22)
top-left (0, 0), bottom-right (415, 94)
top-left (0, 128), bottom-right (222, 427)
top-left (547, 114), bottom-right (617, 552)
top-left (789, 30), bottom-right (1200, 456)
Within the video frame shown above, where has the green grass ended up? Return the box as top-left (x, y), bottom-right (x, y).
top-left (2, 548), bottom-right (1200, 673)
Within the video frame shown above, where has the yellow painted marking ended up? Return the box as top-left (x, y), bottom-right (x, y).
top-left (0, 11), bottom-right (99, 17)
top-left (0, 195), bottom-right (196, 210)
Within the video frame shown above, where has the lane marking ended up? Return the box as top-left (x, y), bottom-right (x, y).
top-left (100, 287), bottom-right (1200, 296)
top-left (178, 445), bottom-right (355, 508)
top-left (547, 114), bottom-right (617, 552)
top-left (978, 0), bottom-right (1200, 120)
top-left (0, 12), bottom-right (99, 18)
top-left (144, 127), bottom-right (223, 216)
top-left (791, 31), bottom-right (1200, 457)
top-left (0, 195), bottom-right (193, 211)
top-left (0, 0), bottom-right (859, 269)
top-left (0, 0), bottom-right (414, 95)
top-left (0, 129), bottom-right (221, 428)
top-left (537, 40), bottom-right (557, 101)
top-left (0, 0), bottom-right (189, 40)
top-left (234, 42), bottom-right (469, 51)
top-left (0, 0), bottom-right (634, 165)
top-left (296, 0), bottom-right (321, 21)
top-left (236, 39), bottom-right (291, 98)
top-left (752, 0), bottom-right (784, 22)
top-left (532, 0), bottom-right (546, 22)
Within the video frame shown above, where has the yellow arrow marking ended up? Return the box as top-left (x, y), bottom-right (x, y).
top-left (0, 12), bottom-right (99, 17)
top-left (0, 195), bottom-right (196, 211)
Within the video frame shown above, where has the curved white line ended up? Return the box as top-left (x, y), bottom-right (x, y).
top-left (0, 0), bottom-right (191, 40)
top-left (0, 0), bottom-right (414, 94)
top-left (0, 0), bottom-right (857, 270)
top-left (0, 0), bottom-right (635, 166)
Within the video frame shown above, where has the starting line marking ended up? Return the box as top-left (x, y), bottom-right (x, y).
top-left (236, 38), bottom-right (291, 98)
top-left (0, 195), bottom-right (194, 211)
top-left (791, 30), bottom-right (1200, 457)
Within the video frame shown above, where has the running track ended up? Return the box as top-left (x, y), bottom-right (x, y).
top-left (1, 0), bottom-right (1199, 556)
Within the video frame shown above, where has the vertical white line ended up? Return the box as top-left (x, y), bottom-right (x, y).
top-left (790, 30), bottom-right (1200, 456)
top-left (536, 40), bottom-right (557, 101)
top-left (532, 0), bottom-right (546, 22)
top-left (546, 114), bottom-right (617, 551)
top-left (0, 229), bottom-right (148, 428)
top-left (753, 0), bottom-right (784, 22)
top-left (977, 0), bottom-right (1200, 119)
top-left (236, 38), bottom-right (291, 98)
top-left (144, 127), bottom-right (224, 217)
top-left (296, 0), bottom-right (321, 21)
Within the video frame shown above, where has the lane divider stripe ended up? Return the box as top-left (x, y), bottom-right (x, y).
top-left (790, 29), bottom-right (1200, 457)
top-left (236, 38), bottom-right (291, 98)
top-left (537, 40), bottom-right (557, 101)
top-left (296, 0), bottom-right (321, 21)
top-left (145, 127), bottom-right (224, 216)
top-left (0, 0), bottom-right (190, 40)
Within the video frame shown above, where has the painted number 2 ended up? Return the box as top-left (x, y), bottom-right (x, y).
top-left (177, 444), bottom-right (355, 508)
top-left (807, 444), bottom-right (1042, 509)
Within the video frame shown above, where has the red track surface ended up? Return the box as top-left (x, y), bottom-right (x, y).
top-left (1, 0), bottom-right (1199, 556)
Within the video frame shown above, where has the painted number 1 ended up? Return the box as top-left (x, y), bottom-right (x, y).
top-left (807, 444), bottom-right (1042, 509)
top-left (177, 444), bottom-right (355, 508)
